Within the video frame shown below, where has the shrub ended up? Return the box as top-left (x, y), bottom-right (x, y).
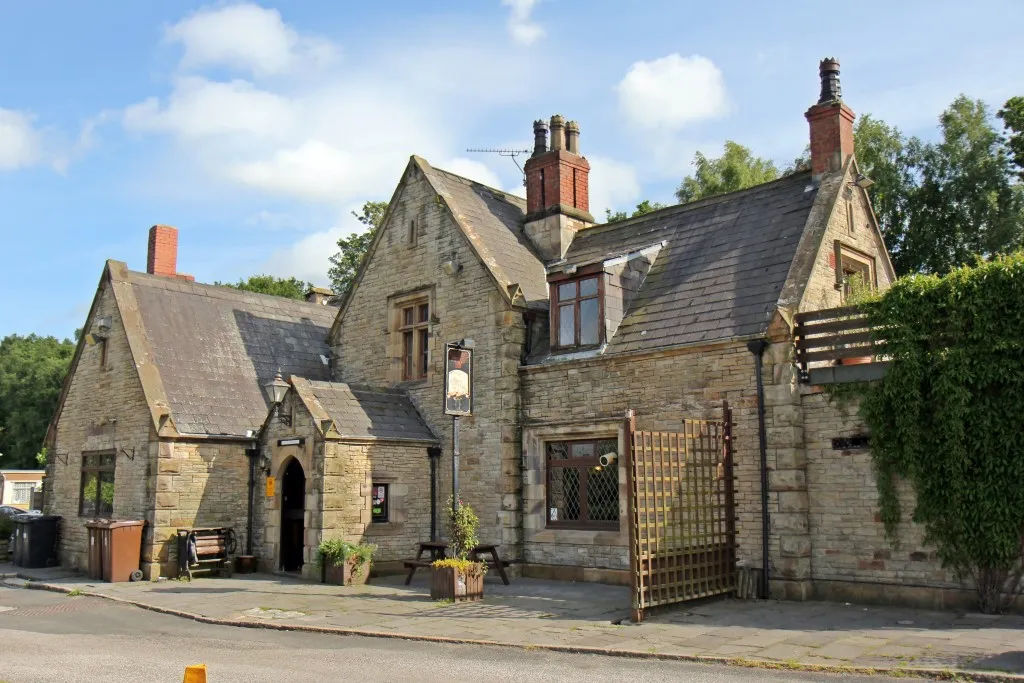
top-left (853, 252), bottom-right (1024, 613)
top-left (315, 539), bottom-right (375, 573)
top-left (444, 497), bottom-right (479, 560)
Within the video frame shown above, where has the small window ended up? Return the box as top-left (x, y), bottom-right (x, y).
top-left (407, 219), bottom-right (417, 246)
top-left (11, 483), bottom-right (34, 505)
top-left (546, 438), bottom-right (619, 530)
top-left (80, 451), bottom-right (116, 518)
top-left (553, 276), bottom-right (602, 349)
top-left (397, 299), bottom-right (430, 380)
top-left (99, 339), bottom-right (108, 370)
top-left (371, 484), bottom-right (389, 523)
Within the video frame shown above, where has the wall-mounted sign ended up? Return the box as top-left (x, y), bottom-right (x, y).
top-left (265, 476), bottom-right (276, 497)
top-left (444, 344), bottom-right (473, 416)
top-left (277, 438), bottom-right (304, 447)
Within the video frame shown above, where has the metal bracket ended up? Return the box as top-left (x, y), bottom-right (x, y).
top-left (53, 452), bottom-right (69, 466)
top-left (119, 446), bottom-right (136, 461)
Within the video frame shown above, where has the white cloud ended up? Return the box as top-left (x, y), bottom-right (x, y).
top-left (245, 210), bottom-right (302, 231)
top-left (617, 54), bottom-right (728, 130)
top-left (123, 77), bottom-right (295, 140)
top-left (262, 224), bottom-right (347, 287)
top-left (440, 157), bottom-right (504, 190)
top-left (502, 0), bottom-right (545, 45)
top-left (0, 108), bottom-right (42, 171)
top-left (586, 155), bottom-right (641, 220)
top-left (165, 3), bottom-right (334, 77)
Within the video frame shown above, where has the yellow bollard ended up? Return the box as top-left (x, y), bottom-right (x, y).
top-left (183, 664), bottom-right (207, 683)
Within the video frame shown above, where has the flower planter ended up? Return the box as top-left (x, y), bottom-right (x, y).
top-left (839, 355), bottom-right (874, 366)
top-left (0, 539), bottom-right (8, 563)
top-left (322, 556), bottom-right (371, 586)
top-left (430, 563), bottom-right (485, 602)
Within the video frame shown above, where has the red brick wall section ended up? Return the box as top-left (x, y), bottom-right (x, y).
top-left (805, 103), bottom-right (855, 176)
top-left (524, 151), bottom-right (590, 215)
top-left (147, 225), bottom-right (179, 277)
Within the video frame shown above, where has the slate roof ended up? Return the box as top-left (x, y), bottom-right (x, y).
top-left (299, 380), bottom-right (437, 443)
top-left (417, 158), bottom-right (549, 309)
top-left (548, 171), bottom-right (820, 355)
top-left (128, 271), bottom-right (336, 436)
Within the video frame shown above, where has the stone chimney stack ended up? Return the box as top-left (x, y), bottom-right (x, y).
top-left (147, 225), bottom-right (194, 281)
top-left (523, 115), bottom-right (594, 261)
top-left (805, 58), bottom-right (856, 178)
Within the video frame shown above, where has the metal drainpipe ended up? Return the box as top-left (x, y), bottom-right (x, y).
top-left (427, 446), bottom-right (442, 541)
top-left (244, 447), bottom-right (258, 556)
top-left (746, 338), bottom-right (771, 599)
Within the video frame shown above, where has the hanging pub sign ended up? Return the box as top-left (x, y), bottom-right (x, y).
top-left (444, 343), bottom-right (473, 416)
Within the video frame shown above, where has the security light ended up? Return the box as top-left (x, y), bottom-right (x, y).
top-left (854, 174), bottom-right (874, 189)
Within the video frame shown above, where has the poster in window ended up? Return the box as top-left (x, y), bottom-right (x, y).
top-left (372, 484), bottom-right (388, 523)
top-left (443, 344), bottom-right (472, 416)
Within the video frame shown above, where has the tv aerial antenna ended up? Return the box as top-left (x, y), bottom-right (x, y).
top-left (466, 148), bottom-right (532, 184)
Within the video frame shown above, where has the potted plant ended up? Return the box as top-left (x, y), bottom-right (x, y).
top-left (316, 538), bottom-right (376, 586)
top-left (431, 498), bottom-right (487, 602)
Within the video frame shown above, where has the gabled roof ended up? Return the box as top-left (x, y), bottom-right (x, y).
top-left (124, 269), bottom-right (336, 437)
top-left (536, 171), bottom-right (822, 357)
top-left (415, 157), bottom-right (548, 310)
top-left (291, 377), bottom-right (437, 444)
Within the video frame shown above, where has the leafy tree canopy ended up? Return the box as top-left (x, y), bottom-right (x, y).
top-left (997, 96), bottom-right (1024, 180)
top-left (857, 96), bottom-right (1024, 275)
top-left (328, 201), bottom-right (388, 297)
top-left (215, 274), bottom-right (312, 300)
top-left (675, 141), bottom-right (780, 204)
top-left (605, 199), bottom-right (667, 223)
top-left (0, 334), bottom-right (75, 469)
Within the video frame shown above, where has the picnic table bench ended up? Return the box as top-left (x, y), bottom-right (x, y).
top-left (403, 541), bottom-right (514, 585)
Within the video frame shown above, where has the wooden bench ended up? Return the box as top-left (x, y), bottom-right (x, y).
top-left (177, 527), bottom-right (236, 580)
top-left (403, 542), bottom-right (515, 585)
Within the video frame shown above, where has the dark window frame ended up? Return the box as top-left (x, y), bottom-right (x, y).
top-left (79, 450), bottom-right (116, 518)
top-left (549, 274), bottom-right (604, 351)
top-left (545, 438), bottom-right (619, 531)
top-left (398, 300), bottom-right (430, 381)
top-left (833, 241), bottom-right (877, 302)
top-left (371, 483), bottom-right (389, 523)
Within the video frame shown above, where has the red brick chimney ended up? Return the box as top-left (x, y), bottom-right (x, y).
top-left (805, 58), bottom-right (855, 178)
top-left (147, 225), bottom-right (194, 281)
top-left (523, 115), bottom-right (594, 261)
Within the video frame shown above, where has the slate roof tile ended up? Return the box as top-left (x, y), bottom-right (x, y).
top-left (304, 381), bottom-right (436, 442)
top-left (128, 271), bottom-right (336, 436)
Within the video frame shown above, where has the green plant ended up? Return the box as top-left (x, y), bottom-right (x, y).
top-left (431, 557), bottom-right (487, 578)
top-left (847, 252), bottom-right (1024, 613)
top-left (444, 497), bottom-right (479, 560)
top-left (315, 538), bottom-right (376, 574)
top-left (66, 588), bottom-right (82, 597)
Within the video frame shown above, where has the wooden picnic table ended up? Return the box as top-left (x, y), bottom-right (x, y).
top-left (403, 541), bottom-right (513, 585)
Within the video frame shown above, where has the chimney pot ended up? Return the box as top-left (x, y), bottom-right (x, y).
top-left (549, 114), bottom-right (566, 151)
top-left (565, 120), bottom-right (580, 155)
top-left (818, 58), bottom-right (842, 104)
top-left (532, 119), bottom-right (549, 157)
top-left (805, 57), bottom-right (855, 177)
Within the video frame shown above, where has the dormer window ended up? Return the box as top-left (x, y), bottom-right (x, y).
top-left (552, 275), bottom-right (602, 349)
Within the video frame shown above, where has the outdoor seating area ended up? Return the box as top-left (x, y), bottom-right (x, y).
top-left (403, 541), bottom-right (515, 585)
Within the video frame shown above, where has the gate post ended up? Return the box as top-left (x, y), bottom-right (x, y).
top-left (624, 409), bottom-right (643, 623)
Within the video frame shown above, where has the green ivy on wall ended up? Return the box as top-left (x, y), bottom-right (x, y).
top-left (852, 252), bottom-right (1024, 614)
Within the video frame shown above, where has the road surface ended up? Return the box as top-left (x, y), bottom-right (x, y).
top-left (0, 585), bottom-right (910, 682)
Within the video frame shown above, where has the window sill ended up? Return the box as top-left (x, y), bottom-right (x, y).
top-left (545, 523), bottom-right (619, 532)
top-left (396, 377), bottom-right (431, 388)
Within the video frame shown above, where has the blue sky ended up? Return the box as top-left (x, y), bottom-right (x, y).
top-left (2, 0), bottom-right (1022, 339)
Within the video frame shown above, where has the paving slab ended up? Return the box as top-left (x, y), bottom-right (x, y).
top-left (3, 561), bottom-right (1023, 679)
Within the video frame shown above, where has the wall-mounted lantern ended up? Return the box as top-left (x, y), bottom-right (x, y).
top-left (263, 370), bottom-right (292, 427)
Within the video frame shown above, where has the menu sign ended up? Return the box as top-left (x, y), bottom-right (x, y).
top-left (444, 344), bottom-right (473, 416)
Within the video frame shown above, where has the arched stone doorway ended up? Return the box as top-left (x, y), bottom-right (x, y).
top-left (279, 457), bottom-right (305, 572)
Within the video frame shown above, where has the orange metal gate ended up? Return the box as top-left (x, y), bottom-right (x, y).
top-left (626, 402), bottom-right (737, 621)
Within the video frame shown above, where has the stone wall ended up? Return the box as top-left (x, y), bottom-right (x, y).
top-left (45, 280), bottom-right (155, 573)
top-left (521, 338), bottom-right (801, 586)
top-left (148, 439), bottom-right (250, 579)
top-left (332, 163), bottom-right (525, 564)
top-left (801, 389), bottom-right (971, 609)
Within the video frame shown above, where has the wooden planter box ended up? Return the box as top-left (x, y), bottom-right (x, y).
top-left (0, 539), bottom-right (8, 563)
top-left (430, 563), bottom-right (485, 602)
top-left (322, 556), bottom-right (371, 586)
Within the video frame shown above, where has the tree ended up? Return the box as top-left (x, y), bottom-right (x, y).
top-left (605, 199), bottom-right (667, 223)
top-left (216, 275), bottom-right (312, 300)
top-left (0, 334), bottom-right (75, 469)
top-left (997, 96), bottom-right (1024, 179)
top-left (676, 141), bottom-right (780, 204)
top-left (328, 201), bottom-right (388, 297)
